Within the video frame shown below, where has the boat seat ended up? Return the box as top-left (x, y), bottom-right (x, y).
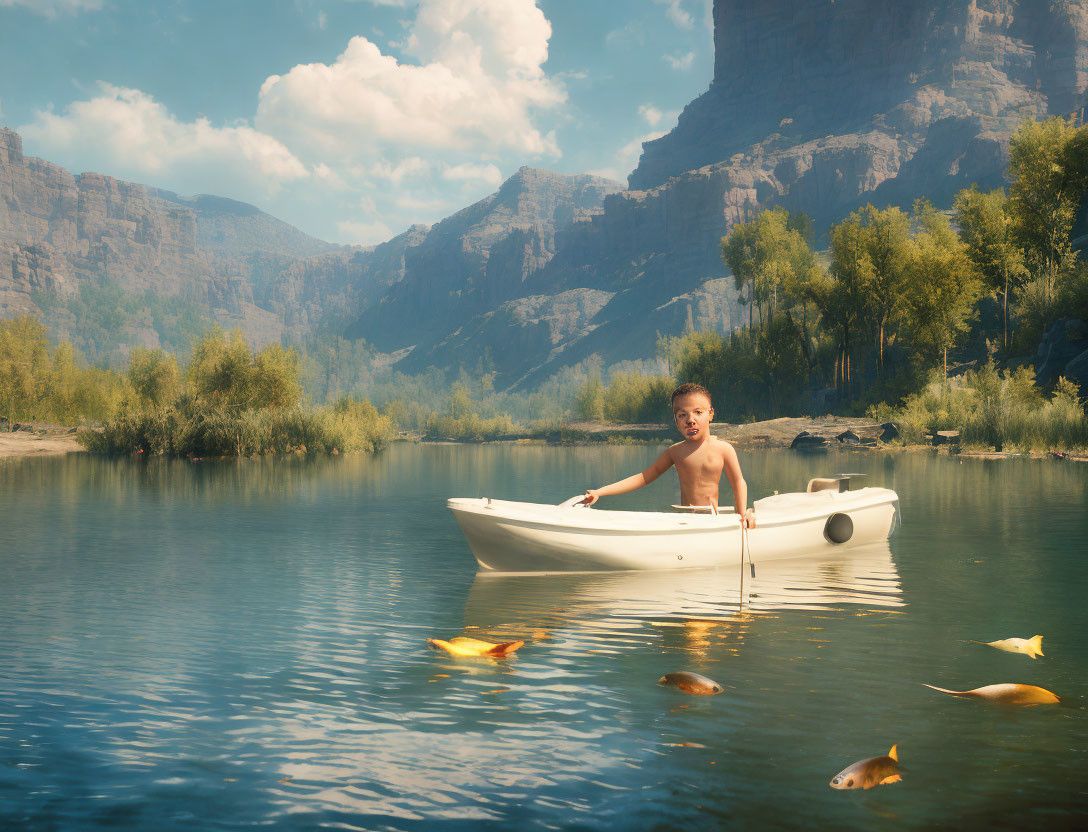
top-left (806, 477), bottom-right (842, 493)
top-left (671, 504), bottom-right (736, 513)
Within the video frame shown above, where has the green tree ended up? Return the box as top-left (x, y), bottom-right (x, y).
top-left (0, 316), bottom-right (50, 427)
top-left (251, 344), bottom-right (302, 410)
top-left (860, 205), bottom-right (912, 372)
top-left (186, 327), bottom-right (254, 409)
top-left (447, 384), bottom-right (475, 419)
top-left (953, 186), bottom-right (1027, 350)
top-left (603, 373), bottom-right (674, 423)
top-left (128, 347), bottom-right (181, 409)
top-left (824, 217), bottom-right (871, 393)
top-left (721, 208), bottom-right (818, 332)
top-left (1008, 116), bottom-right (1088, 285)
top-left (905, 210), bottom-right (983, 375)
top-left (574, 373), bottom-right (605, 421)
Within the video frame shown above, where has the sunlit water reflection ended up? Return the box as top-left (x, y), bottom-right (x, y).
top-left (2, 445), bottom-right (1087, 829)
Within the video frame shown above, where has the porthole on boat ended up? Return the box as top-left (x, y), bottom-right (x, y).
top-left (824, 512), bottom-right (853, 544)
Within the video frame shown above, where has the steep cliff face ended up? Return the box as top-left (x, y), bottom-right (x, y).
top-left (345, 167), bottom-right (623, 357)
top-left (0, 125), bottom-right (623, 372)
top-left (0, 127), bottom-right (381, 357)
top-left (632, 0), bottom-right (1085, 192)
top-left (497, 0), bottom-right (1088, 385)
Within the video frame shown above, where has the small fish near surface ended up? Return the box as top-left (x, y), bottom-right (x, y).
top-left (974, 635), bottom-right (1044, 659)
top-left (830, 745), bottom-right (902, 790)
top-left (427, 637), bottom-right (524, 658)
top-left (658, 671), bottom-right (723, 696)
top-left (923, 683), bottom-right (1060, 705)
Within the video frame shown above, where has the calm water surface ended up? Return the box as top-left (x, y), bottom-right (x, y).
top-left (2, 444), bottom-right (1087, 830)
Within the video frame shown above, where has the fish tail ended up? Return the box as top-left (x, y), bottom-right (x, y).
top-left (487, 640), bottom-right (524, 657)
top-left (1030, 635), bottom-right (1044, 656)
top-left (922, 683), bottom-right (964, 696)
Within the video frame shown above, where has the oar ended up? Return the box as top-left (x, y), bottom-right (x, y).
top-left (741, 519), bottom-right (755, 579)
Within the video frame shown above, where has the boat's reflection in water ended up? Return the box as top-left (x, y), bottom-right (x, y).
top-left (462, 542), bottom-right (903, 655)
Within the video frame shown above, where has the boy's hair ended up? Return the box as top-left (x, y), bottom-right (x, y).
top-left (671, 382), bottom-right (712, 409)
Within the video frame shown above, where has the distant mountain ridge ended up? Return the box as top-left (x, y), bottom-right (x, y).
top-left (3, 0), bottom-right (1088, 386)
top-left (0, 127), bottom-right (622, 366)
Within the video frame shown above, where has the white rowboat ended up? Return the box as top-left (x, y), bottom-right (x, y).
top-left (448, 484), bottom-right (899, 573)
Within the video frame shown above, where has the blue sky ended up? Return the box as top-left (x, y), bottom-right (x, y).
top-left (1, 0), bottom-right (712, 245)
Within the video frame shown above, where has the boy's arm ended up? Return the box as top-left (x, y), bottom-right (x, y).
top-left (582, 450), bottom-right (674, 504)
top-left (721, 441), bottom-right (756, 528)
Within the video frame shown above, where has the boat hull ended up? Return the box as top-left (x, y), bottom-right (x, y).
top-left (448, 487), bottom-right (899, 573)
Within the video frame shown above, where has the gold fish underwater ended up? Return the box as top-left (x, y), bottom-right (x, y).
top-left (830, 745), bottom-right (901, 790)
top-left (923, 683), bottom-right (1060, 704)
top-left (658, 671), bottom-right (723, 695)
top-left (974, 635), bottom-right (1044, 659)
top-left (427, 637), bottom-right (524, 658)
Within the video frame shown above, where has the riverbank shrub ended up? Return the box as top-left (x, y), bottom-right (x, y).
top-left (424, 411), bottom-right (520, 441)
top-left (603, 373), bottom-right (674, 423)
top-left (80, 397), bottom-right (393, 457)
top-left (0, 316), bottom-right (130, 426)
top-left (874, 364), bottom-right (1088, 451)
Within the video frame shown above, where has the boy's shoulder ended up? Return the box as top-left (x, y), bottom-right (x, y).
top-left (667, 436), bottom-right (735, 454)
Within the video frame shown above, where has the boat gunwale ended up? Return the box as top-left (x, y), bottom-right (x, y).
top-left (447, 490), bottom-right (899, 535)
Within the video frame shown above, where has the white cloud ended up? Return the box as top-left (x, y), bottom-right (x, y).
top-left (256, 0), bottom-right (564, 160)
top-left (639, 104), bottom-right (664, 126)
top-left (638, 104), bottom-right (679, 129)
top-left (369, 156), bottom-right (431, 185)
top-left (442, 162), bottom-right (502, 187)
top-left (312, 162), bottom-right (347, 189)
top-left (337, 218), bottom-right (394, 246)
top-left (11, 0), bottom-right (570, 246)
top-left (664, 51), bottom-right (695, 71)
top-left (605, 19), bottom-right (645, 48)
top-left (0, 0), bottom-right (102, 17)
top-left (19, 83), bottom-right (308, 195)
top-left (317, 10), bottom-right (327, 29)
top-left (654, 0), bottom-right (693, 28)
top-left (395, 194), bottom-right (452, 213)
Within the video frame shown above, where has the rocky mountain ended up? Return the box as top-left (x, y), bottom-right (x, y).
top-left (345, 167), bottom-right (623, 375)
top-left (0, 126), bottom-right (624, 369)
top-left (0, 127), bottom-right (349, 356)
top-left (351, 0), bottom-right (1088, 389)
top-left (498, 0), bottom-right (1088, 385)
top-left (4, 0), bottom-right (1088, 387)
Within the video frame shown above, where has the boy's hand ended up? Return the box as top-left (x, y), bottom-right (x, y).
top-left (741, 508), bottom-right (756, 529)
top-left (581, 489), bottom-right (601, 506)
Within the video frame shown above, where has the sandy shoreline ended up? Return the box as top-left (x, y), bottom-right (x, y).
top-left (2, 417), bottom-right (1083, 461)
top-left (0, 432), bottom-right (84, 460)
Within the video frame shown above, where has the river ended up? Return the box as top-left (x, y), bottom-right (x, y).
top-left (2, 444), bottom-right (1086, 829)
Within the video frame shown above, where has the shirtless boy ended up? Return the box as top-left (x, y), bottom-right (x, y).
top-left (581, 383), bottom-right (756, 528)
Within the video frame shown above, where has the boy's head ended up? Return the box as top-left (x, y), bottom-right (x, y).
top-left (671, 383), bottom-right (713, 440)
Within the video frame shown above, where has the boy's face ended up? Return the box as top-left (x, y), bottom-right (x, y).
top-left (673, 392), bottom-right (713, 441)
